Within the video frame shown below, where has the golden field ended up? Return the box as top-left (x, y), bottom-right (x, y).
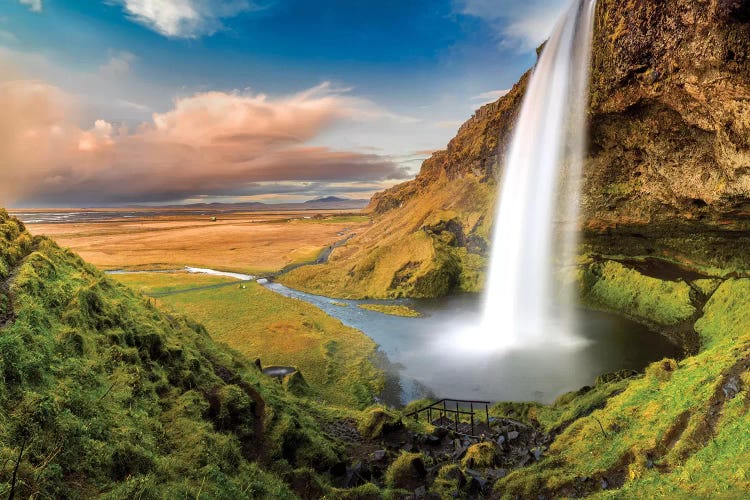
top-left (27, 211), bottom-right (370, 274)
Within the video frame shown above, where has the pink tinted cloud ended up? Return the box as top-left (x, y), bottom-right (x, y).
top-left (0, 78), bottom-right (409, 206)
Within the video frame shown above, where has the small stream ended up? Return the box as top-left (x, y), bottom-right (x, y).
top-left (260, 281), bottom-right (682, 406)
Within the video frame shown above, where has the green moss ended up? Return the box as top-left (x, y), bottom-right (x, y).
top-left (462, 442), bottom-right (500, 469)
top-left (384, 451), bottom-right (428, 489)
top-left (358, 303), bottom-right (421, 317)
top-left (357, 406), bottom-right (403, 439)
top-left (582, 260), bottom-right (696, 326)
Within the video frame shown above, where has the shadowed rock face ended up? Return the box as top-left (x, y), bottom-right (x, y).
top-left (585, 0), bottom-right (750, 227)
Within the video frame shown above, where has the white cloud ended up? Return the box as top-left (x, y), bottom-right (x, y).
top-left (114, 0), bottom-right (252, 38)
top-left (19, 0), bottom-right (43, 12)
top-left (471, 88), bottom-right (510, 105)
top-left (456, 0), bottom-right (570, 51)
top-left (0, 30), bottom-right (18, 43)
top-left (98, 50), bottom-right (137, 78)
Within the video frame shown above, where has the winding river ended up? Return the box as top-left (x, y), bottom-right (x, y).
top-left (108, 266), bottom-right (682, 406)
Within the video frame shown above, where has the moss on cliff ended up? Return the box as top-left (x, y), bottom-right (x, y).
top-left (493, 278), bottom-right (750, 498)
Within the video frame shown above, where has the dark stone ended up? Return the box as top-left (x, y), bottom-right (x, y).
top-left (601, 478), bottom-right (609, 490)
top-left (432, 426), bottom-right (449, 439)
top-left (443, 467), bottom-right (467, 488)
top-left (415, 485), bottom-right (427, 498)
top-left (531, 447), bottom-right (543, 461)
top-left (507, 430), bottom-right (520, 441)
top-left (723, 376), bottom-right (741, 399)
top-left (487, 468), bottom-right (508, 480)
top-left (412, 457), bottom-right (428, 478)
top-left (425, 434), bottom-right (441, 445)
top-left (330, 461), bottom-right (347, 477)
top-left (371, 450), bottom-right (387, 462)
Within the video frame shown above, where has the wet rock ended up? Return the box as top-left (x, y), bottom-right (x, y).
top-left (600, 478), bottom-right (609, 490)
top-left (507, 430), bottom-right (520, 441)
top-left (496, 435), bottom-right (506, 446)
top-left (414, 485), bottom-right (427, 498)
top-left (531, 447), bottom-right (543, 461)
top-left (723, 376), bottom-right (741, 399)
top-left (487, 468), bottom-right (508, 480)
top-left (330, 461), bottom-right (347, 477)
top-left (371, 450), bottom-right (387, 462)
top-left (425, 434), bottom-right (442, 445)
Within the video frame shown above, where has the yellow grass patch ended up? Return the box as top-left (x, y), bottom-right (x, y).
top-left (28, 212), bottom-right (369, 274)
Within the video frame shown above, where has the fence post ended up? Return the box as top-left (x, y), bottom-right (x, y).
top-left (485, 404), bottom-right (490, 426)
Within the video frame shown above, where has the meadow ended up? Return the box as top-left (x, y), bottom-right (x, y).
top-left (30, 211), bottom-right (370, 274)
top-left (112, 271), bottom-right (383, 408)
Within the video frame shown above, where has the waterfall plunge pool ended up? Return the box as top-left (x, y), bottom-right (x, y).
top-left (260, 281), bottom-right (682, 407)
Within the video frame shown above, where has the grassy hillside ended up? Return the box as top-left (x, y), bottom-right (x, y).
top-left (281, 175), bottom-right (496, 298)
top-left (0, 209), bottom-right (374, 498)
top-left (491, 277), bottom-right (750, 498)
top-left (113, 272), bottom-right (383, 408)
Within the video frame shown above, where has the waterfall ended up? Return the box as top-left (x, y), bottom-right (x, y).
top-left (481, 0), bottom-right (597, 347)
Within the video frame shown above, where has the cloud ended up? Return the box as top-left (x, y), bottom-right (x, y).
top-left (19, 0), bottom-right (42, 13)
top-left (0, 77), bottom-right (410, 206)
top-left (455, 0), bottom-right (570, 51)
top-left (113, 0), bottom-right (253, 38)
top-left (98, 51), bottom-right (137, 78)
top-left (472, 89), bottom-right (510, 101)
top-left (0, 30), bottom-right (18, 43)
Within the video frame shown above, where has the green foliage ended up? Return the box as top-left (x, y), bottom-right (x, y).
top-left (357, 303), bottom-right (421, 317)
top-left (582, 260), bottom-right (696, 326)
top-left (0, 209), bottom-right (351, 498)
top-left (384, 451), bottom-right (428, 489)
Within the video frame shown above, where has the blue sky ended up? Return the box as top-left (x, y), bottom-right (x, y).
top-left (0, 0), bottom-right (569, 207)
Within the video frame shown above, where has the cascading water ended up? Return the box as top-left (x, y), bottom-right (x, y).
top-left (481, 0), bottom-right (597, 348)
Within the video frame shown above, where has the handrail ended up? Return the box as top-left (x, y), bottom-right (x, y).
top-left (404, 398), bottom-right (492, 438)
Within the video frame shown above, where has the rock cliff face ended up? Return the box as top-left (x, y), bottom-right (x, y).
top-left (283, 0), bottom-right (750, 299)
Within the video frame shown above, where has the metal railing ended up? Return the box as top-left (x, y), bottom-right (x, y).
top-left (404, 399), bottom-right (491, 438)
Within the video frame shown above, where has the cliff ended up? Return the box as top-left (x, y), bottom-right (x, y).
top-left (282, 0), bottom-right (750, 300)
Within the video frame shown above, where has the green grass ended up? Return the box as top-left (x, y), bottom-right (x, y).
top-left (493, 278), bottom-right (750, 498)
top-left (581, 260), bottom-right (696, 327)
top-left (358, 303), bottom-right (422, 317)
top-left (111, 272), bottom-right (383, 409)
top-left (114, 272), bottom-right (236, 294)
top-left (0, 209), bottom-right (381, 498)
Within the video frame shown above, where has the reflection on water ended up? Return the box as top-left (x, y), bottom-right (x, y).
top-left (261, 282), bottom-right (682, 406)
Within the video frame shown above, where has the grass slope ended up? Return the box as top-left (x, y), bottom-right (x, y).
top-left (282, 175), bottom-right (494, 299)
top-left (0, 210), bottom-right (371, 498)
top-left (490, 274), bottom-right (750, 498)
top-left (113, 272), bottom-right (383, 408)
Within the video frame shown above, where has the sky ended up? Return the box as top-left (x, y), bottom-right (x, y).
top-left (0, 0), bottom-right (570, 207)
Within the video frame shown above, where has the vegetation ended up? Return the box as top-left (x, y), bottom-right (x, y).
top-left (111, 272), bottom-right (383, 409)
top-left (358, 303), bottom-right (422, 317)
top-left (0, 209), bottom-right (381, 498)
top-left (490, 277), bottom-right (750, 498)
top-left (282, 176), bottom-right (495, 299)
top-left (29, 212), bottom-right (369, 275)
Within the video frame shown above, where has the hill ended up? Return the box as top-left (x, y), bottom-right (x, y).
top-left (281, 0), bottom-right (750, 300)
top-left (0, 209), bottom-right (375, 497)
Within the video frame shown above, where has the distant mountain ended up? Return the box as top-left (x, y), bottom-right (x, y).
top-left (305, 196), bottom-right (363, 204)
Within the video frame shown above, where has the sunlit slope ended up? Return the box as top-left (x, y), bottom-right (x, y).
top-left (491, 278), bottom-right (750, 498)
top-left (281, 73), bottom-right (530, 299)
top-left (113, 272), bottom-right (383, 408)
top-left (0, 209), bottom-right (361, 498)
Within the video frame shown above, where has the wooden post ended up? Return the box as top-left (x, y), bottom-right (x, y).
top-left (455, 402), bottom-right (460, 433)
top-left (486, 404), bottom-right (490, 426)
